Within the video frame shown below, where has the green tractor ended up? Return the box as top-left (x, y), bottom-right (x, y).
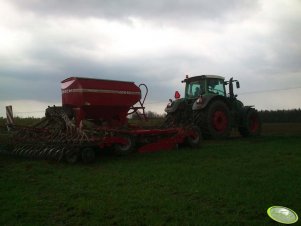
top-left (164, 75), bottom-right (262, 139)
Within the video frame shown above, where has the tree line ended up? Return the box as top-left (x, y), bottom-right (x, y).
top-left (258, 109), bottom-right (301, 123)
top-left (132, 109), bottom-right (301, 123)
top-left (1, 109), bottom-right (301, 125)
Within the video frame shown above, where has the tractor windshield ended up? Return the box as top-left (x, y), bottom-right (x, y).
top-left (206, 79), bottom-right (226, 96)
top-left (185, 80), bottom-right (206, 98)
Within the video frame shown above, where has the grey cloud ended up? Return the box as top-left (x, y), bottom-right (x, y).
top-left (11, 0), bottom-right (259, 22)
top-left (1, 0), bottom-right (301, 113)
top-left (0, 44), bottom-right (211, 103)
top-left (241, 28), bottom-right (301, 76)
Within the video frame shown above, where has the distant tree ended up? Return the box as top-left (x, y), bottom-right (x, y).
top-left (130, 110), bottom-right (165, 120)
top-left (145, 111), bottom-right (160, 118)
top-left (258, 109), bottom-right (301, 123)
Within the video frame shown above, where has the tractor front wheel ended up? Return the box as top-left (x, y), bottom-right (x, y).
top-left (162, 110), bottom-right (187, 128)
top-left (162, 113), bottom-right (177, 128)
top-left (239, 109), bottom-right (262, 137)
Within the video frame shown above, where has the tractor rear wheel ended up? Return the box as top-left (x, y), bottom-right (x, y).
top-left (239, 109), bottom-right (262, 137)
top-left (195, 100), bottom-right (231, 139)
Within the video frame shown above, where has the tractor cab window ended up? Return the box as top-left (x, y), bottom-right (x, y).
top-left (207, 79), bottom-right (226, 96)
top-left (185, 81), bottom-right (205, 98)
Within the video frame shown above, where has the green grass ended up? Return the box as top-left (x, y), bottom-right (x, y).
top-left (1, 135), bottom-right (301, 226)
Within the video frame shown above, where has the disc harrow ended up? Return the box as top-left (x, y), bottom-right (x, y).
top-left (7, 106), bottom-right (90, 162)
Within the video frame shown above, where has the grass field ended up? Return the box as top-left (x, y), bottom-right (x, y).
top-left (0, 124), bottom-right (301, 226)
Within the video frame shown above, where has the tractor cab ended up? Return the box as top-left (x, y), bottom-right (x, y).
top-left (183, 75), bottom-right (227, 99)
top-left (183, 75), bottom-right (241, 101)
top-left (165, 75), bottom-right (228, 120)
top-left (166, 75), bottom-right (228, 114)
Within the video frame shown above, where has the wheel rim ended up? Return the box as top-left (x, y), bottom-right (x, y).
top-left (249, 113), bottom-right (260, 132)
top-left (116, 136), bottom-right (132, 152)
top-left (119, 138), bottom-right (131, 151)
top-left (212, 110), bottom-right (228, 132)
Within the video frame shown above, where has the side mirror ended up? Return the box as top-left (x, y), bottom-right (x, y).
top-left (174, 91), bottom-right (181, 99)
top-left (236, 81), bottom-right (240, 89)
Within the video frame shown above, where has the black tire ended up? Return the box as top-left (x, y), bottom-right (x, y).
top-left (193, 110), bottom-right (211, 139)
top-left (81, 147), bottom-right (96, 163)
top-left (162, 113), bottom-right (176, 128)
top-left (65, 149), bottom-right (79, 164)
top-left (162, 101), bottom-right (192, 128)
top-left (185, 125), bottom-right (202, 148)
top-left (114, 135), bottom-right (135, 155)
top-left (162, 110), bottom-right (185, 128)
top-left (239, 109), bottom-right (262, 137)
top-left (195, 101), bottom-right (231, 139)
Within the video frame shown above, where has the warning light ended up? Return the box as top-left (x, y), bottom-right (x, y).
top-left (174, 91), bottom-right (181, 99)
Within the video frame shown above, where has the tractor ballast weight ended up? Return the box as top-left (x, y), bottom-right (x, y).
top-left (164, 75), bottom-right (262, 139)
top-left (2, 77), bottom-right (201, 163)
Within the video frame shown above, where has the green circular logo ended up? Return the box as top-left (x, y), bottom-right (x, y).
top-left (267, 206), bottom-right (298, 224)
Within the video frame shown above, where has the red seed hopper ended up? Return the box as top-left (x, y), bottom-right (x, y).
top-left (61, 77), bottom-right (142, 126)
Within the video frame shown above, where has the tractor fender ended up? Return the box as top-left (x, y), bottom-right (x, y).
top-left (192, 95), bottom-right (230, 111)
top-left (165, 99), bottom-right (186, 113)
top-left (240, 106), bottom-right (253, 113)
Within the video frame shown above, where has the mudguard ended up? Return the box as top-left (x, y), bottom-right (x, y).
top-left (192, 95), bottom-right (228, 111)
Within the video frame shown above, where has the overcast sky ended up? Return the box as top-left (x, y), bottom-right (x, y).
top-left (1, 0), bottom-right (301, 117)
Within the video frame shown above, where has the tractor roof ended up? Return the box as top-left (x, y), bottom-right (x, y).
top-left (183, 75), bottom-right (225, 83)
